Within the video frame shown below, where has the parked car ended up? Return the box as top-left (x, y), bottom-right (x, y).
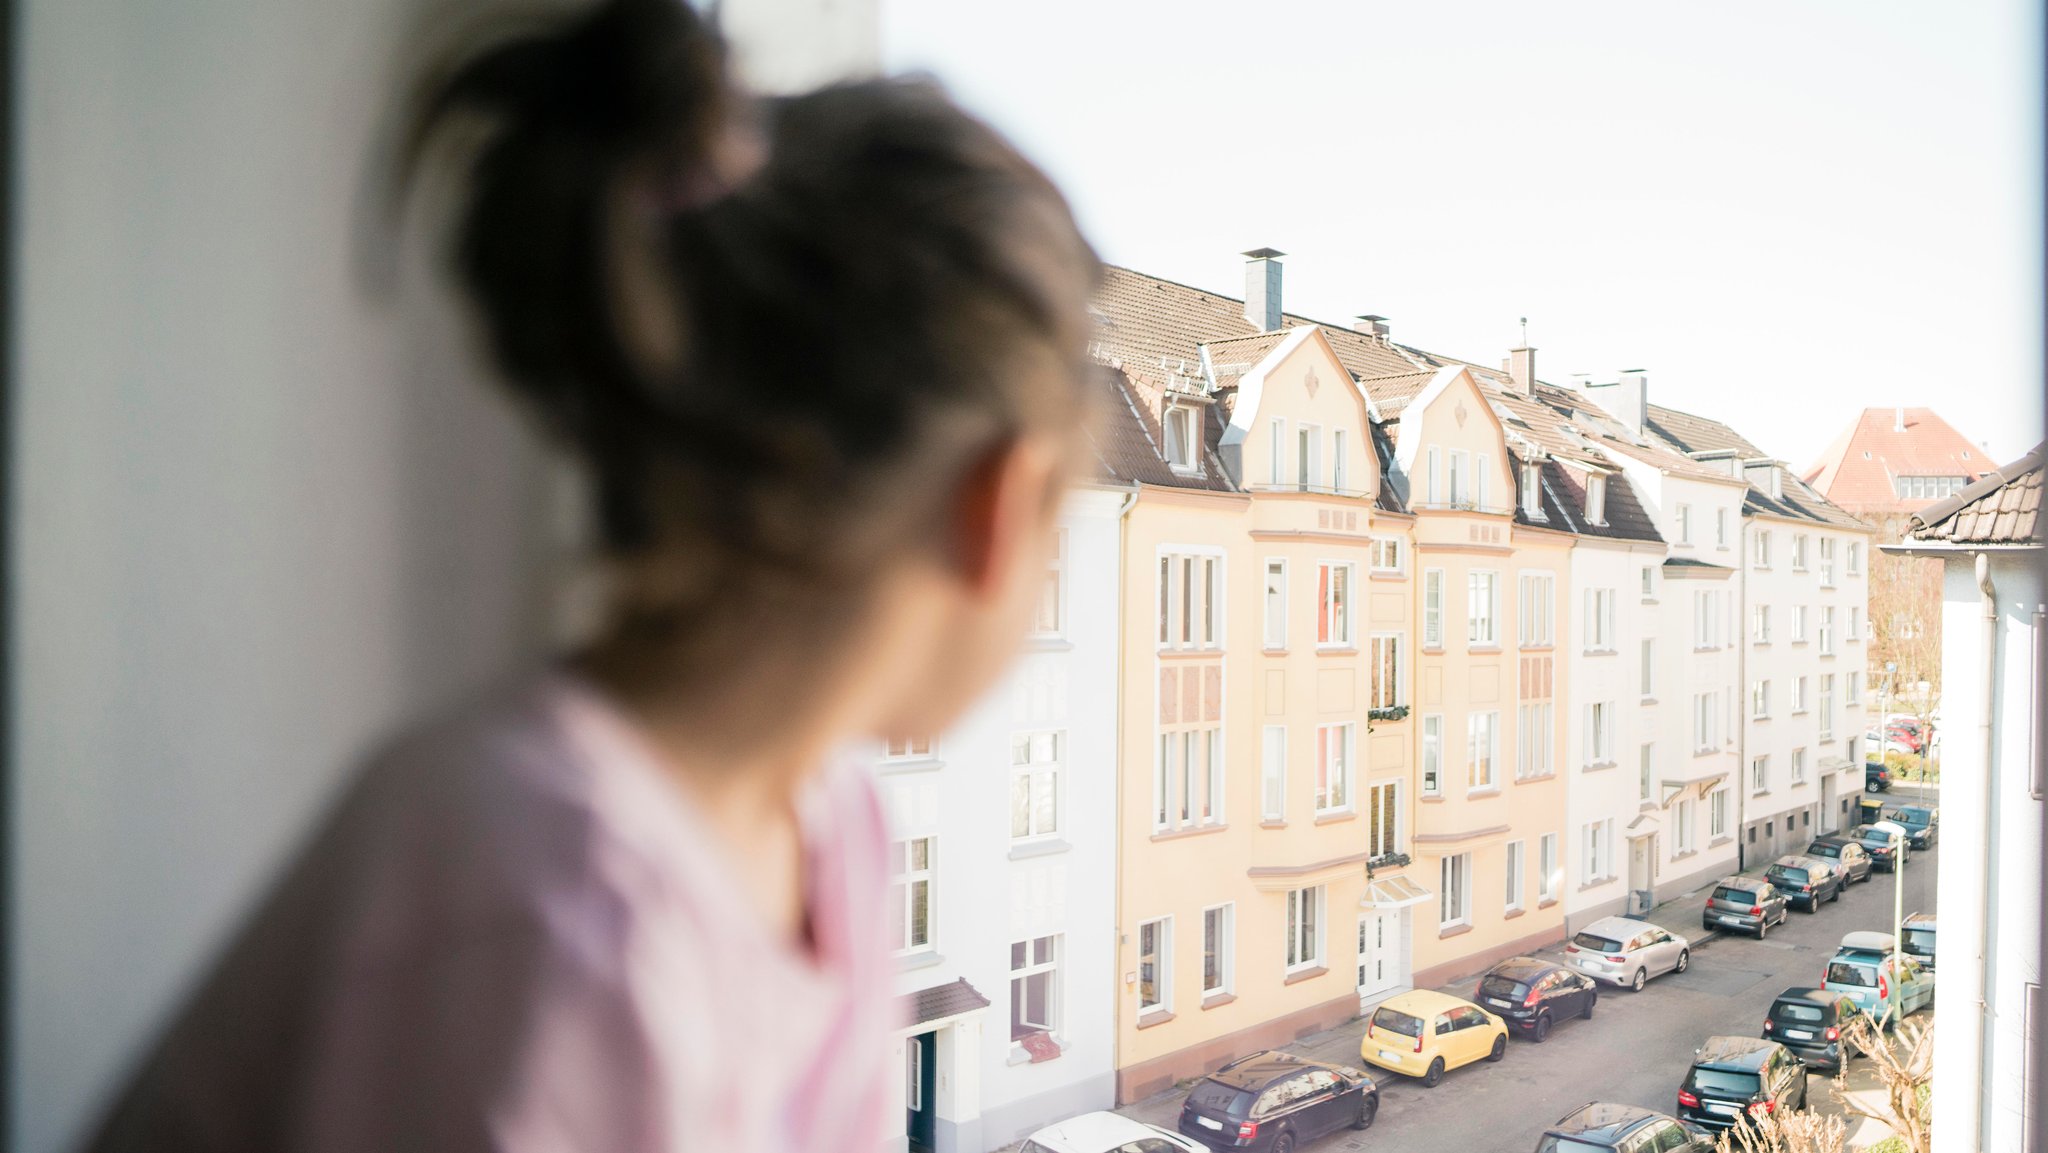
top-left (1850, 822), bottom-right (1910, 871)
top-left (1676, 1036), bottom-right (1810, 1133)
top-left (1564, 915), bottom-right (1692, 991)
top-left (1360, 989), bottom-right (1507, 1088)
top-left (1029, 1111), bottom-right (1206, 1153)
top-left (1884, 804), bottom-right (1939, 849)
top-left (1803, 836), bottom-right (1873, 884)
top-left (1532, 1102), bottom-right (1716, 1152)
top-left (1822, 931), bottom-right (1934, 1026)
top-left (1764, 855), bottom-right (1845, 912)
top-left (1864, 760), bottom-right (1893, 792)
top-left (1760, 987), bottom-right (1865, 1072)
top-left (1901, 912), bottom-right (1938, 973)
top-left (1864, 730), bottom-right (1917, 759)
top-left (1702, 875), bottom-right (1790, 938)
top-left (1882, 715), bottom-right (1930, 752)
top-left (1175, 1051), bottom-right (1377, 1151)
top-left (1475, 956), bottom-right (1598, 1042)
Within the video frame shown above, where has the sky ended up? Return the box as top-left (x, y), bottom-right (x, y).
top-left (882, 1), bottom-right (2044, 471)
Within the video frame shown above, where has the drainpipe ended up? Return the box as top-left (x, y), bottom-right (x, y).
top-left (1735, 515), bottom-right (1748, 871)
top-left (1109, 482), bottom-right (1138, 1095)
top-left (1961, 551), bottom-right (1998, 1152)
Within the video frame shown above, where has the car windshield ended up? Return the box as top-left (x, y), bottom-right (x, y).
top-left (1187, 1079), bottom-right (1252, 1115)
top-left (1574, 932), bottom-right (1624, 952)
top-left (1480, 975), bottom-right (1528, 999)
top-left (1772, 1002), bottom-right (1825, 1023)
top-left (1766, 866), bottom-right (1808, 884)
top-left (1887, 811), bottom-right (1926, 827)
top-left (1689, 1068), bottom-right (1762, 1097)
top-left (1535, 1138), bottom-right (1612, 1153)
top-left (1856, 830), bottom-right (1890, 846)
top-left (1827, 962), bottom-right (1879, 987)
top-left (1371, 1007), bottom-right (1423, 1038)
top-left (1714, 886), bottom-right (1755, 903)
top-left (1807, 843), bottom-right (1841, 858)
top-left (1903, 929), bottom-right (1936, 957)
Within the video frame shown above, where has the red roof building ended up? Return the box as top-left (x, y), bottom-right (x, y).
top-left (1802, 407), bottom-right (1992, 519)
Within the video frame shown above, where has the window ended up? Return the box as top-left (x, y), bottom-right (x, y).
top-left (1819, 538), bottom-right (1836, 586)
top-left (885, 737), bottom-right (934, 760)
top-left (1440, 854), bottom-right (1471, 928)
top-left (1315, 723), bottom-right (1354, 813)
top-left (1158, 552), bottom-right (1222, 650)
top-left (1791, 676), bottom-right (1808, 713)
top-left (1468, 711), bottom-right (1499, 790)
top-left (1694, 590), bottom-right (1721, 650)
top-left (1519, 572), bottom-right (1555, 647)
top-left (1848, 671), bottom-right (1863, 706)
top-left (1675, 798), bottom-right (1696, 853)
top-left (1263, 560), bottom-right (1287, 650)
top-left (1819, 675), bottom-right (1835, 740)
top-left (1010, 731), bottom-right (1061, 841)
top-left (1295, 423), bottom-right (1321, 491)
top-left (1368, 780), bottom-right (1400, 857)
top-left (1155, 729), bottom-right (1223, 832)
top-left (1521, 461), bottom-right (1543, 517)
top-left (1715, 508), bottom-right (1729, 548)
top-left (1791, 747), bottom-right (1808, 785)
top-left (1516, 702), bottom-right (1554, 779)
top-left (1164, 405), bottom-right (1197, 471)
top-left (1586, 701), bottom-right (1614, 766)
top-left (1476, 453), bottom-right (1491, 512)
top-left (1710, 788), bottom-right (1730, 838)
top-left (1010, 935), bottom-right (1059, 1040)
top-left (1640, 638), bottom-right (1656, 698)
top-left (1791, 604), bottom-right (1808, 644)
top-left (1137, 918), bottom-right (1170, 1013)
top-left (1849, 606), bottom-right (1862, 641)
top-left (1676, 503), bottom-right (1692, 544)
top-left (1639, 743), bottom-right (1655, 802)
top-left (1693, 693), bottom-right (1719, 754)
top-left (1286, 886), bottom-right (1324, 969)
top-left (891, 837), bottom-right (935, 954)
top-left (1268, 418), bottom-right (1285, 486)
top-left (1848, 541), bottom-right (1863, 576)
top-left (1422, 569), bottom-right (1445, 648)
top-left (1820, 607), bottom-right (1835, 655)
top-left (1448, 448), bottom-right (1470, 507)
top-left (1895, 475), bottom-right (1969, 500)
top-left (1640, 565), bottom-right (1656, 598)
top-left (1369, 536), bottom-right (1402, 573)
top-left (1260, 725), bottom-right (1286, 822)
top-left (1584, 588), bottom-right (1616, 651)
top-left (1751, 755), bottom-right (1769, 794)
top-left (1421, 714), bottom-right (1443, 796)
top-left (1467, 570), bottom-right (1500, 646)
top-left (1317, 562), bottom-right (1354, 647)
top-left (1585, 474), bottom-right (1608, 525)
top-left (1426, 446), bottom-right (1441, 504)
top-left (906, 1032), bottom-right (923, 1112)
top-left (1538, 833), bottom-right (1559, 903)
top-left (1202, 906), bottom-right (1234, 997)
top-left (1793, 534), bottom-right (1809, 571)
top-left (1583, 820), bottom-right (1615, 883)
top-left (1751, 680), bottom-right (1770, 720)
top-left (1755, 530), bottom-right (1772, 569)
top-left (1752, 603), bottom-right (1772, 644)
top-left (1504, 840), bottom-right (1526, 913)
top-left (1369, 633), bottom-right (1404, 709)
top-left (1031, 530), bottom-right (1066, 636)
top-left (1332, 430), bottom-right (1347, 494)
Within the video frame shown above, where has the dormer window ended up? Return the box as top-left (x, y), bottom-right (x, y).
top-left (1164, 405), bottom-right (1198, 472)
top-left (1585, 475), bottom-right (1608, 526)
top-left (1521, 462), bottom-right (1543, 518)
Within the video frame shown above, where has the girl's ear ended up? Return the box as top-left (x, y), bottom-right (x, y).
top-left (946, 434), bottom-right (1063, 598)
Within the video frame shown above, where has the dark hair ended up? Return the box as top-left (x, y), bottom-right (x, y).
top-left (405, 0), bottom-right (1099, 645)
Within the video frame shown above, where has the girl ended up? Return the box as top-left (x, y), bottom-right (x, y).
top-left (85, 1), bottom-right (1099, 1150)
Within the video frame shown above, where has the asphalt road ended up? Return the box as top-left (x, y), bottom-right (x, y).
top-left (1120, 782), bottom-right (1941, 1153)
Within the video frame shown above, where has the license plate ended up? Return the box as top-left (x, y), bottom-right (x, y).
top-left (1706, 1103), bottom-right (1740, 1116)
top-left (1488, 997), bottom-right (1511, 1007)
top-left (1717, 915), bottom-right (1743, 925)
top-left (1196, 1116), bottom-right (1222, 1131)
top-left (1379, 1049), bottom-right (1403, 1062)
top-left (1785, 1028), bottom-right (1813, 1040)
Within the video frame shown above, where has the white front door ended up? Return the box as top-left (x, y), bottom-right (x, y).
top-left (1357, 911), bottom-right (1399, 1000)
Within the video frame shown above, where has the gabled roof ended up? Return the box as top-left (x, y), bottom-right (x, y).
top-left (900, 978), bottom-right (990, 1027)
top-left (1904, 443), bottom-right (2042, 547)
top-left (1083, 366), bottom-right (1237, 493)
top-left (1804, 407), bottom-right (1992, 513)
top-left (1641, 403), bottom-right (1866, 531)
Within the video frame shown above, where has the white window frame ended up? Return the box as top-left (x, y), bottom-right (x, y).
top-left (1848, 541), bottom-right (1863, 576)
top-left (1010, 730), bottom-right (1062, 842)
top-left (1676, 798), bottom-right (1696, 853)
top-left (1331, 429), bottom-right (1348, 495)
top-left (1137, 917), bottom-right (1172, 1015)
top-left (1317, 561), bottom-right (1355, 649)
top-left (1268, 418), bottom-right (1285, 486)
top-left (1819, 537), bottom-right (1836, 586)
top-left (1158, 551), bottom-right (1224, 651)
top-left (1521, 461), bottom-right (1543, 517)
top-left (1010, 934), bottom-right (1060, 1039)
top-left (1710, 787), bottom-right (1730, 838)
top-left (1639, 742), bottom-right (1655, 803)
top-left (1752, 603), bottom-right (1771, 644)
top-left (1369, 535), bottom-right (1404, 574)
top-left (885, 737), bottom-right (936, 761)
top-left (1848, 671), bottom-right (1863, 706)
top-left (1640, 565), bottom-right (1656, 599)
top-left (1793, 534), bottom-right (1809, 571)
top-left (1286, 886), bottom-right (1325, 971)
top-left (1164, 404), bottom-right (1198, 472)
top-left (892, 837), bottom-right (936, 955)
top-left (1448, 448), bottom-right (1471, 507)
top-left (1201, 905), bottom-right (1235, 998)
top-left (1439, 853), bottom-right (1471, 929)
top-left (1640, 638), bottom-right (1656, 699)
top-left (1751, 755), bottom-right (1769, 794)
top-left (1423, 568), bottom-right (1445, 649)
top-left (1792, 676), bottom-right (1808, 714)
top-left (1426, 445), bottom-right (1441, 505)
top-left (1693, 693), bottom-right (1717, 755)
top-left (1315, 722), bottom-right (1355, 814)
top-left (1715, 507), bottom-right (1729, 548)
top-left (1421, 714), bottom-right (1444, 797)
top-left (1586, 701), bottom-right (1615, 766)
top-left (1819, 676), bottom-right (1835, 741)
top-left (1519, 571), bottom-right (1555, 648)
top-left (1295, 422), bottom-right (1322, 491)
top-left (1467, 710), bottom-right (1499, 791)
top-left (1792, 604), bottom-right (1808, 644)
top-left (1516, 702), bottom-right (1554, 780)
top-left (1751, 680), bottom-right (1770, 721)
top-left (1755, 530), bottom-right (1772, 569)
top-left (1820, 607), bottom-right (1835, 655)
top-left (1369, 632), bottom-right (1405, 710)
top-left (1504, 839), bottom-right (1526, 914)
top-left (1467, 569), bottom-right (1500, 647)
top-left (1155, 728), bottom-right (1224, 833)
top-left (1030, 528), bottom-right (1067, 638)
top-left (1791, 747), bottom-right (1808, 785)
top-left (1585, 474), bottom-right (1608, 525)
top-left (1263, 559), bottom-right (1288, 651)
top-left (1676, 503), bottom-right (1692, 545)
top-left (1368, 780), bottom-right (1400, 858)
top-left (1260, 724), bottom-right (1287, 822)
top-left (1585, 587), bottom-right (1615, 652)
top-left (1538, 833), bottom-right (1559, 904)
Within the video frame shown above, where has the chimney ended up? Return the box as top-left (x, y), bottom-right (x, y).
top-left (1893, 406), bottom-right (1907, 432)
top-left (1591, 369), bottom-right (1650, 436)
top-left (1354, 314), bottom-right (1390, 338)
top-left (1743, 458), bottom-right (1784, 499)
top-left (1243, 248), bottom-right (1285, 332)
top-left (1509, 346), bottom-right (1537, 396)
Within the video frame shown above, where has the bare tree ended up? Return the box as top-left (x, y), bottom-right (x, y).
top-left (1712, 1109), bottom-right (1849, 1153)
top-left (1833, 1013), bottom-right (1935, 1153)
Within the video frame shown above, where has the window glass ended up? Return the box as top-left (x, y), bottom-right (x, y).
top-left (1370, 1006), bottom-right (1423, 1037)
top-left (1686, 1068), bottom-right (1761, 1096)
top-left (1573, 932), bottom-right (1622, 952)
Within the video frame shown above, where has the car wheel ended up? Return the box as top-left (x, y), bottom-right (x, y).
top-left (1867, 781), bottom-right (1879, 793)
top-left (1831, 884), bottom-right (1843, 903)
top-left (1757, 916), bottom-right (1769, 939)
top-left (1273, 1134), bottom-right (1295, 1153)
top-left (1422, 1057), bottom-right (1447, 1086)
top-left (1675, 949), bottom-right (1690, 974)
top-left (1487, 1034), bottom-right (1507, 1062)
top-left (1533, 1013), bottom-right (1552, 1043)
top-left (1583, 990), bottom-right (1597, 1019)
top-left (1353, 1093), bottom-right (1378, 1130)
top-left (1631, 967), bottom-right (1647, 993)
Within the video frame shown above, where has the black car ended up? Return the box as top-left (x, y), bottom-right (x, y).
top-left (1533, 1102), bottom-right (1715, 1152)
top-left (1901, 912), bottom-right (1937, 973)
top-left (1804, 836), bottom-right (1873, 884)
top-left (1865, 761), bottom-right (1892, 792)
top-left (1884, 805), bottom-right (1939, 849)
top-left (1850, 823), bottom-right (1907, 872)
top-left (1475, 956), bottom-right (1597, 1043)
top-left (1764, 856), bottom-right (1844, 912)
top-left (1761, 987), bottom-right (1865, 1072)
top-left (1177, 1050), bottom-right (1377, 1151)
top-left (1677, 1036), bottom-right (1810, 1132)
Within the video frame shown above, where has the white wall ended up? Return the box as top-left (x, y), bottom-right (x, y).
top-left (1564, 540), bottom-right (1647, 919)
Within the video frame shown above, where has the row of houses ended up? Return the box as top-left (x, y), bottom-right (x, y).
top-left (879, 252), bottom-right (1874, 1153)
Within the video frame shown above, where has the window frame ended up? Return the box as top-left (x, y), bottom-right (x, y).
top-left (1009, 934), bottom-right (1061, 1040)
top-left (891, 836), bottom-right (937, 956)
top-left (1285, 886), bottom-right (1325, 971)
top-left (1315, 722), bottom-right (1355, 815)
top-left (1467, 569), bottom-right (1500, 648)
top-left (1504, 839), bottom-right (1526, 913)
top-left (1164, 404), bottom-right (1199, 472)
top-left (1439, 853), bottom-right (1472, 929)
top-left (1137, 917), bottom-right (1172, 1015)
top-left (1201, 904), bottom-right (1235, 998)
top-left (1260, 724), bottom-right (1287, 822)
top-left (1029, 528), bottom-right (1067, 638)
top-left (1421, 713), bottom-right (1444, 797)
top-left (1538, 833), bottom-right (1559, 904)
top-left (1263, 558), bottom-right (1288, 651)
top-left (1519, 571), bottom-right (1555, 648)
top-left (1422, 568), bottom-right (1445, 649)
top-left (1369, 631), bottom-right (1405, 710)
top-left (1317, 560), bottom-right (1356, 649)
top-left (1467, 710), bottom-right (1499, 792)
top-left (1009, 730), bottom-right (1063, 843)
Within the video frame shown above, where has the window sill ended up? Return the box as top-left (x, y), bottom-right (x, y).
top-left (1259, 819), bottom-right (1288, 830)
top-left (1283, 965), bottom-right (1329, 986)
top-left (1818, 738), bottom-right (1837, 746)
top-left (1201, 992), bottom-right (1238, 1011)
top-left (1751, 789), bottom-right (1771, 798)
top-left (1583, 761), bottom-right (1617, 773)
top-left (898, 950), bottom-right (945, 973)
top-left (1419, 794), bottom-right (1445, 804)
top-left (1422, 644), bottom-right (1445, 654)
top-left (1152, 823), bottom-right (1228, 843)
top-left (1693, 748), bottom-right (1720, 759)
top-left (1641, 597), bottom-right (1659, 606)
top-left (1753, 715), bottom-right (1770, 724)
top-left (1009, 838), bottom-right (1071, 862)
top-left (1466, 787), bottom-right (1501, 799)
top-left (1639, 800), bottom-right (1659, 813)
top-left (1369, 571), bottom-right (1407, 582)
top-left (1640, 697), bottom-right (1659, 706)
top-left (1672, 849), bottom-right (1699, 861)
top-left (1314, 810), bottom-right (1356, 825)
top-left (879, 757), bottom-right (946, 777)
top-left (1006, 1035), bottom-right (1067, 1066)
top-left (1790, 779), bottom-right (1809, 789)
top-left (1752, 640), bottom-right (1771, 648)
top-left (1515, 772), bottom-right (1558, 784)
top-left (1579, 877), bottom-right (1618, 892)
top-left (1263, 646), bottom-right (1288, 656)
top-left (1518, 643), bottom-right (1556, 653)
top-left (1504, 907), bottom-right (1526, 920)
top-left (1709, 836), bottom-right (1734, 849)
top-left (1582, 648), bottom-right (1618, 657)
top-left (1023, 637), bottom-right (1073, 653)
top-left (1317, 645), bottom-right (1358, 656)
top-left (1467, 644), bottom-right (1503, 654)
top-left (1135, 1009), bottom-right (1176, 1030)
top-left (1537, 897), bottom-right (1559, 910)
top-left (1438, 923), bottom-right (1473, 940)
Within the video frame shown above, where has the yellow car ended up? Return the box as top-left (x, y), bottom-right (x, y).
top-left (1359, 989), bottom-right (1509, 1087)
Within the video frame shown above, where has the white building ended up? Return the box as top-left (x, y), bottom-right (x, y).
top-left (1887, 446), bottom-right (2043, 1153)
top-left (878, 486), bottom-right (1125, 1153)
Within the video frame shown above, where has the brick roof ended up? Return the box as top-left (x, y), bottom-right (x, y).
top-left (899, 978), bottom-right (991, 1028)
top-left (1804, 407), bottom-right (1992, 514)
top-left (1906, 443), bottom-right (2042, 546)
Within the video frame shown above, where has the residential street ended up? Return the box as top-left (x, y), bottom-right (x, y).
top-left (1115, 783), bottom-right (1941, 1152)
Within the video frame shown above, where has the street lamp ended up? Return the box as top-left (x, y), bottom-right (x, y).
top-left (1882, 660), bottom-right (1904, 1028)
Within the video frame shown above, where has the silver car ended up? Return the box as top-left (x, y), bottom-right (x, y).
top-left (1563, 916), bottom-right (1692, 992)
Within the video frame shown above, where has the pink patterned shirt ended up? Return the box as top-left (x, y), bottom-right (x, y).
top-left (87, 671), bottom-right (895, 1153)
